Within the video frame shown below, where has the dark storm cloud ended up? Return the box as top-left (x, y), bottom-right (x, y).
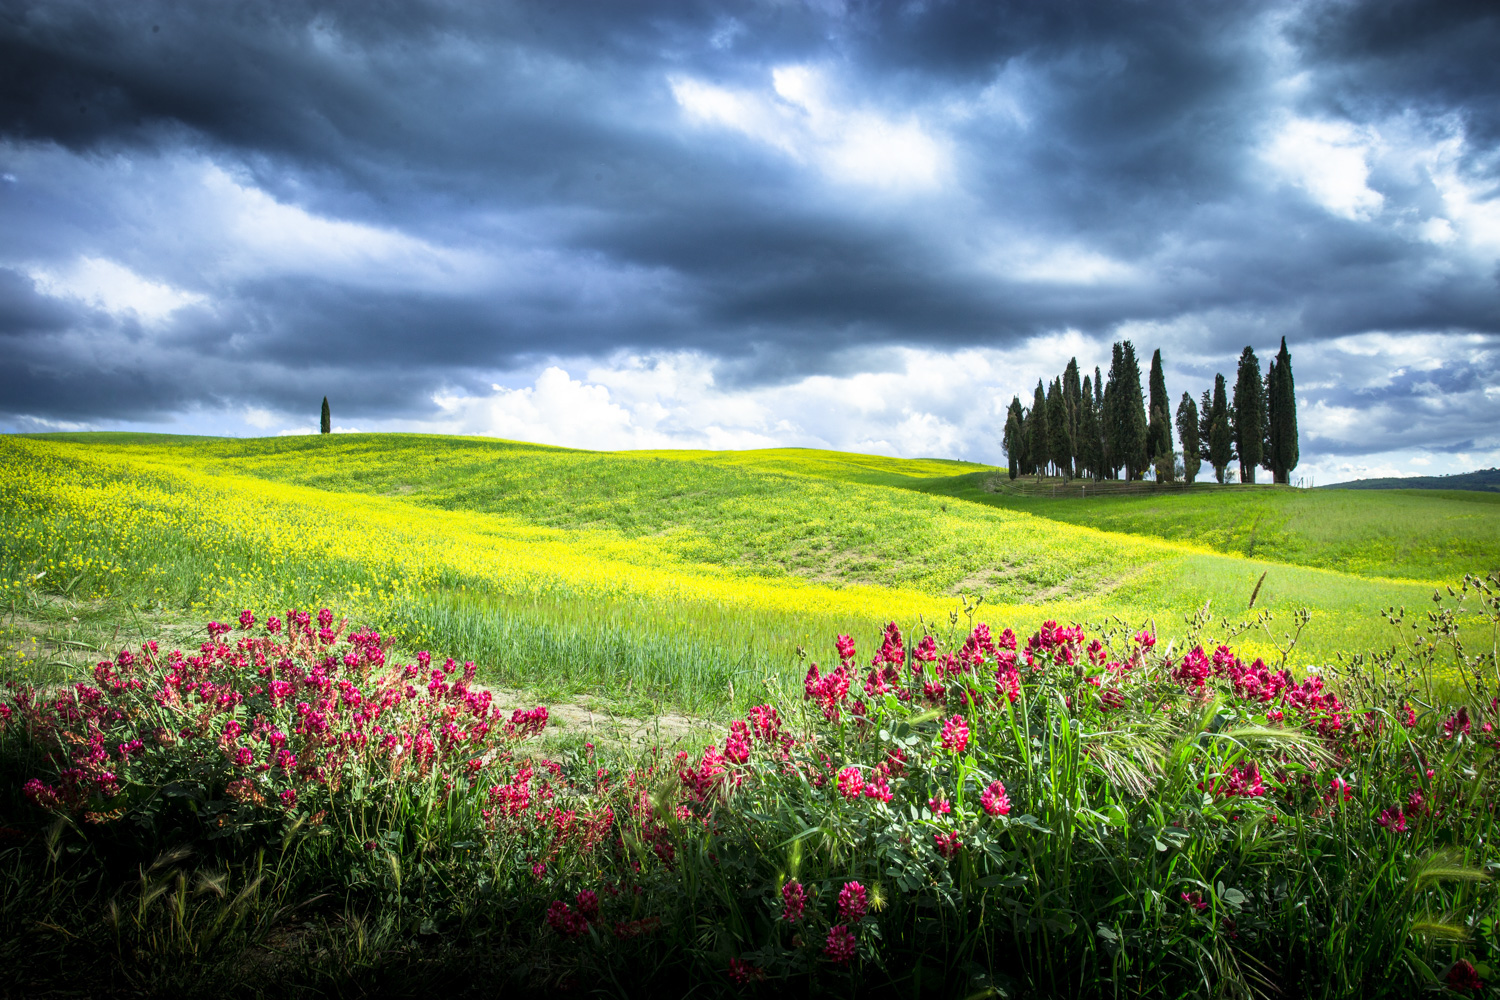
top-left (0, 266), bottom-right (75, 335)
top-left (0, 0), bottom-right (1497, 451)
top-left (1290, 0), bottom-right (1500, 152)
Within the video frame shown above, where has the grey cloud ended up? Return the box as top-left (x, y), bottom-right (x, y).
top-left (0, 0), bottom-right (1497, 451)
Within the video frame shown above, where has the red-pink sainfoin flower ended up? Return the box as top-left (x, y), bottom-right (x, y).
top-left (728, 957), bottom-right (764, 984)
top-left (781, 880), bottom-right (806, 922)
top-left (837, 881), bottom-right (868, 922)
top-left (980, 779), bottom-right (1011, 816)
top-left (933, 830), bottom-right (962, 858)
top-left (940, 714), bottom-right (969, 753)
top-left (836, 766), bottom-right (864, 800)
top-left (824, 924), bottom-right (857, 964)
top-left (1378, 807), bottom-right (1407, 833)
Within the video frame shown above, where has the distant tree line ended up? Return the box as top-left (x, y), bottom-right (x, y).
top-left (1001, 338), bottom-right (1298, 485)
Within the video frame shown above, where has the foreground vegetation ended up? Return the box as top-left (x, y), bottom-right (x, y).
top-left (2, 580), bottom-right (1497, 997)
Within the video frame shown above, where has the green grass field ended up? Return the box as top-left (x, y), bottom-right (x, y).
top-left (4, 432), bottom-right (1497, 714)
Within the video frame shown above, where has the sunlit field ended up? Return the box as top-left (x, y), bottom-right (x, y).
top-left (4, 433), bottom-right (1495, 712)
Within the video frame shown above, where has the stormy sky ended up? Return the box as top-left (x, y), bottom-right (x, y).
top-left (2, 0), bottom-right (1497, 484)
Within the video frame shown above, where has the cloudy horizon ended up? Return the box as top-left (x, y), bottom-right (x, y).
top-left (3, 0), bottom-right (1498, 485)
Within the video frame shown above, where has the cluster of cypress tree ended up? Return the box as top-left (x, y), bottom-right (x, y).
top-left (1002, 338), bottom-right (1299, 485)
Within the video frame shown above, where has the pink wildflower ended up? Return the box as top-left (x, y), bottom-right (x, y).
top-left (728, 957), bottom-right (764, 984)
top-left (1446, 960), bottom-right (1484, 992)
top-left (1181, 891), bottom-right (1208, 912)
top-left (837, 881), bottom-right (868, 922)
top-left (836, 766), bottom-right (864, 800)
top-left (933, 831), bottom-right (962, 858)
top-left (781, 880), bottom-right (806, 922)
top-left (940, 714), bottom-right (969, 753)
top-left (546, 900), bottom-right (589, 938)
top-left (1443, 706), bottom-right (1472, 739)
top-left (824, 925), bottom-right (857, 964)
top-left (928, 795), bottom-right (951, 815)
top-left (981, 780), bottom-right (1011, 816)
top-left (835, 635), bottom-right (857, 663)
top-left (1378, 807), bottom-right (1407, 833)
top-left (279, 788), bottom-right (297, 808)
top-left (724, 721), bottom-right (751, 765)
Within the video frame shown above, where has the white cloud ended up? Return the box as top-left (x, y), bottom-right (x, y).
top-left (244, 407), bottom-right (279, 429)
top-left (995, 242), bottom-right (1139, 285)
top-left (27, 256), bottom-right (206, 323)
top-left (416, 342), bottom-right (1076, 461)
top-left (1297, 447), bottom-right (1500, 487)
top-left (1419, 132), bottom-right (1500, 256)
top-left (195, 165), bottom-right (487, 288)
top-left (671, 64), bottom-right (949, 192)
top-left (1263, 117), bottom-right (1384, 220)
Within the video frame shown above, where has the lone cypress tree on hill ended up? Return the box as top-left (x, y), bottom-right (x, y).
top-left (1266, 337), bottom-right (1299, 484)
top-left (1232, 346), bottom-right (1266, 483)
top-left (1208, 375), bottom-right (1232, 484)
top-left (1176, 392), bottom-right (1201, 484)
top-left (320, 396), bottom-right (331, 435)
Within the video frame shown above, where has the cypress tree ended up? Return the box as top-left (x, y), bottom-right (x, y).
top-left (1062, 359), bottom-right (1083, 474)
top-left (1147, 349), bottom-right (1172, 465)
top-left (1103, 345), bottom-right (1123, 479)
top-left (1079, 375), bottom-right (1098, 480)
top-left (1030, 381), bottom-right (1049, 477)
top-left (1093, 367), bottom-right (1108, 479)
top-left (1118, 341), bottom-right (1149, 480)
top-left (1198, 389), bottom-right (1214, 448)
top-left (1176, 392), bottom-right (1201, 484)
top-left (1147, 349), bottom-right (1173, 481)
top-left (1232, 346), bottom-right (1265, 483)
top-left (320, 396), bottom-right (331, 435)
top-left (1266, 337), bottom-right (1299, 484)
top-left (1003, 397), bottom-right (1025, 480)
top-left (1020, 404), bottom-right (1035, 475)
top-left (1209, 375), bottom-right (1232, 484)
top-left (1047, 378), bottom-right (1072, 479)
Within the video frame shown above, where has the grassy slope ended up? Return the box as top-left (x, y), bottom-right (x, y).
top-left (9, 433), bottom-right (1490, 667)
top-left (926, 475), bottom-right (1500, 583)
top-left (1319, 467), bottom-right (1500, 491)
